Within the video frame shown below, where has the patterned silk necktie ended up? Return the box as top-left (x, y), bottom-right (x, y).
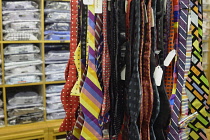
top-left (186, 0), bottom-right (210, 139)
top-left (80, 4), bottom-right (103, 140)
top-left (141, 0), bottom-right (154, 140)
top-left (127, 0), bottom-right (141, 139)
top-left (100, 0), bottom-right (111, 133)
top-left (168, 0), bottom-right (189, 139)
top-left (60, 0), bottom-right (80, 132)
top-left (164, 0), bottom-right (174, 99)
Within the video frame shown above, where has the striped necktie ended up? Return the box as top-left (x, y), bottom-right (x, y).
top-left (60, 0), bottom-right (80, 132)
top-left (168, 0), bottom-right (189, 139)
top-left (179, 11), bottom-right (192, 140)
top-left (185, 0), bottom-right (210, 139)
top-left (80, 3), bottom-right (103, 140)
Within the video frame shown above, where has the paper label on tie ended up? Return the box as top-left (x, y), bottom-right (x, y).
top-left (125, 0), bottom-right (128, 13)
top-left (95, 0), bottom-right (102, 13)
top-left (154, 66), bottom-right (163, 86)
top-left (121, 65), bottom-right (126, 80)
top-left (151, 8), bottom-right (154, 27)
top-left (83, 0), bottom-right (94, 5)
top-left (164, 49), bottom-right (176, 66)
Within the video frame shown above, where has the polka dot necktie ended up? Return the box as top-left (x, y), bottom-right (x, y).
top-left (59, 0), bottom-right (80, 132)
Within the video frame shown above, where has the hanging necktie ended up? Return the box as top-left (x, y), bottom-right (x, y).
top-left (164, 0), bottom-right (174, 99)
top-left (168, 0), bottom-right (189, 139)
top-left (60, 0), bottom-right (80, 132)
top-left (79, 3), bottom-right (103, 140)
top-left (153, 0), bottom-right (171, 139)
top-left (179, 11), bottom-right (192, 140)
top-left (141, 0), bottom-right (154, 139)
top-left (127, 0), bottom-right (141, 139)
top-left (185, 0), bottom-right (210, 139)
top-left (101, 0), bottom-right (111, 118)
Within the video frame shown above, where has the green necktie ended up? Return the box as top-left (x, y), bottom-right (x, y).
top-left (185, 0), bottom-right (210, 139)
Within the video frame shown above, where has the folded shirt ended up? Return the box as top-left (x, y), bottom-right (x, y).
top-left (8, 92), bottom-right (42, 106)
top-left (2, 1), bottom-right (39, 10)
top-left (4, 22), bottom-right (40, 32)
top-left (3, 32), bottom-right (39, 41)
top-left (4, 44), bottom-right (40, 55)
top-left (45, 12), bottom-right (70, 23)
top-left (45, 63), bottom-right (66, 74)
top-left (5, 65), bottom-right (41, 75)
top-left (5, 74), bottom-right (41, 85)
top-left (46, 85), bottom-right (64, 93)
top-left (46, 73), bottom-right (65, 81)
top-left (44, 33), bottom-right (70, 40)
top-left (4, 54), bottom-right (40, 63)
top-left (45, 1), bottom-right (70, 11)
top-left (45, 50), bottom-right (69, 61)
top-left (45, 23), bottom-right (69, 31)
top-left (8, 107), bottom-right (43, 117)
top-left (47, 111), bottom-right (65, 120)
top-left (3, 10), bottom-right (40, 22)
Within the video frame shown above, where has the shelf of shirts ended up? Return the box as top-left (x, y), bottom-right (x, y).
top-left (0, 0), bottom-right (69, 139)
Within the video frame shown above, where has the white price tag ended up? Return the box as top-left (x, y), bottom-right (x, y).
top-left (164, 49), bottom-right (176, 66)
top-left (125, 0), bottom-right (128, 13)
top-left (95, 0), bottom-right (103, 13)
top-left (83, 0), bottom-right (94, 5)
top-left (151, 8), bottom-right (154, 27)
top-left (153, 66), bottom-right (163, 86)
top-left (121, 66), bottom-right (126, 80)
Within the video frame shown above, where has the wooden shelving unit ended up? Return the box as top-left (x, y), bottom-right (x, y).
top-left (0, 0), bottom-right (68, 139)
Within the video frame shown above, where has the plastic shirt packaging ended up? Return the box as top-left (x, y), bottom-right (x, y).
top-left (46, 73), bottom-right (65, 81)
top-left (2, 1), bottom-right (39, 10)
top-left (47, 102), bottom-right (63, 110)
top-left (44, 33), bottom-right (70, 40)
top-left (4, 22), bottom-right (40, 32)
top-left (8, 107), bottom-right (43, 117)
top-left (47, 111), bottom-right (65, 120)
top-left (45, 12), bottom-right (70, 23)
top-left (8, 92), bottom-right (42, 106)
top-left (4, 53), bottom-right (40, 63)
top-left (46, 85), bottom-right (64, 93)
top-left (0, 99), bottom-right (3, 107)
top-left (3, 32), bottom-right (39, 41)
top-left (45, 50), bottom-right (69, 61)
top-left (8, 112), bottom-right (43, 125)
top-left (4, 60), bottom-right (42, 68)
top-left (45, 23), bottom-right (69, 31)
top-left (0, 108), bottom-right (3, 115)
top-left (5, 65), bottom-right (41, 75)
top-left (45, 1), bottom-right (70, 11)
top-left (4, 44), bottom-right (40, 55)
top-left (5, 75), bottom-right (41, 85)
top-left (47, 96), bottom-right (60, 103)
top-left (45, 63), bottom-right (66, 75)
top-left (2, 10), bottom-right (40, 23)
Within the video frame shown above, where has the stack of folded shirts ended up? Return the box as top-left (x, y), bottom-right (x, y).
top-left (2, 1), bottom-right (40, 41)
top-left (45, 44), bottom-right (69, 81)
top-left (44, 2), bottom-right (70, 40)
top-left (0, 92), bottom-right (4, 126)
top-left (46, 85), bottom-right (65, 120)
top-left (7, 91), bottom-right (43, 125)
top-left (4, 44), bottom-right (43, 84)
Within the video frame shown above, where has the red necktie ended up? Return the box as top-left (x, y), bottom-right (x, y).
top-left (59, 0), bottom-right (80, 132)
